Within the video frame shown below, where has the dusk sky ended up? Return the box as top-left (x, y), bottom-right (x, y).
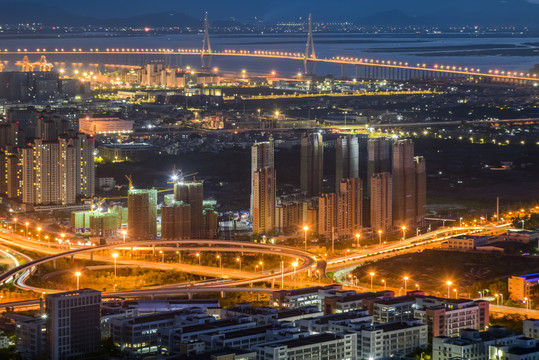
top-left (2, 0), bottom-right (539, 22)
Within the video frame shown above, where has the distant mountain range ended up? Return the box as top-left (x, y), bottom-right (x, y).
top-left (1, 0), bottom-right (539, 27)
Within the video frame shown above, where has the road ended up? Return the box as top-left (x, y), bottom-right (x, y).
top-left (0, 237), bottom-right (318, 295)
top-left (0, 223), bottom-right (511, 310)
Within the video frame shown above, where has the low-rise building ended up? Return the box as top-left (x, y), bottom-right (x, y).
top-left (324, 290), bottom-right (392, 315)
top-left (15, 315), bottom-right (46, 360)
top-left (373, 295), bottom-right (417, 324)
top-left (159, 317), bottom-right (256, 356)
top-left (110, 308), bottom-right (211, 358)
top-left (523, 319), bottom-right (539, 340)
top-left (270, 285), bottom-right (342, 310)
top-left (357, 320), bottom-right (428, 360)
top-left (414, 297), bottom-right (489, 338)
top-left (441, 235), bottom-right (489, 251)
top-left (295, 310), bottom-right (372, 334)
top-left (433, 327), bottom-right (530, 360)
top-left (79, 117), bottom-right (134, 136)
top-left (498, 230), bottom-right (539, 244)
top-left (252, 333), bottom-right (358, 360)
top-left (508, 274), bottom-right (539, 301)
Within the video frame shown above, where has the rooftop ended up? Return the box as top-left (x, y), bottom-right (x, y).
top-left (265, 333), bottom-right (346, 349)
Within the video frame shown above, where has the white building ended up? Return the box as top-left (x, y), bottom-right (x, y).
top-left (523, 320), bottom-right (539, 340)
top-left (357, 320), bottom-right (428, 360)
top-left (433, 327), bottom-right (523, 360)
top-left (253, 333), bottom-right (357, 360)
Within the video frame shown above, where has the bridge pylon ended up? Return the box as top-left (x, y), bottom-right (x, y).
top-left (201, 12), bottom-right (212, 69)
top-left (304, 13), bottom-right (316, 75)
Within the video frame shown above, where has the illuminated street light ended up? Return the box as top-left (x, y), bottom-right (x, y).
top-left (446, 281), bottom-right (453, 298)
top-left (25, 222), bottom-right (29, 238)
top-left (37, 227), bottom-right (42, 240)
top-left (217, 254), bottom-right (222, 275)
top-left (303, 226), bottom-right (309, 250)
top-left (74, 272), bottom-right (81, 290)
top-left (196, 252), bottom-right (201, 266)
top-left (236, 257), bottom-right (242, 271)
top-left (355, 233), bottom-right (360, 250)
top-left (381, 279), bottom-right (386, 290)
top-left (112, 253), bottom-right (118, 276)
top-left (404, 276), bottom-right (409, 293)
top-left (402, 226), bottom-right (406, 241)
top-left (121, 230), bottom-right (127, 243)
top-left (176, 251), bottom-right (181, 264)
top-left (370, 272), bottom-right (375, 291)
top-left (378, 230), bottom-right (382, 247)
top-left (292, 262), bottom-right (298, 288)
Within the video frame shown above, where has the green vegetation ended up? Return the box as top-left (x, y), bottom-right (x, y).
top-left (353, 249), bottom-right (539, 299)
top-left (32, 267), bottom-right (200, 293)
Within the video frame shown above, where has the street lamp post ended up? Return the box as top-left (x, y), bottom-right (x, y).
top-left (75, 272), bottom-right (81, 290)
top-left (292, 262), bottom-right (298, 288)
top-left (454, 289), bottom-right (458, 299)
top-left (524, 297), bottom-right (529, 311)
top-left (404, 276), bottom-right (409, 294)
top-left (259, 261), bottom-right (264, 272)
top-left (45, 236), bottom-right (49, 247)
top-left (378, 230), bottom-right (382, 247)
top-left (382, 279), bottom-right (386, 290)
top-left (121, 230), bottom-right (127, 243)
top-left (196, 253), bottom-right (201, 266)
top-left (495, 294), bottom-right (499, 306)
top-left (356, 233), bottom-right (360, 250)
top-left (459, 217), bottom-right (463, 227)
top-left (13, 218), bottom-right (17, 233)
top-left (112, 253), bottom-right (118, 276)
top-left (370, 272), bottom-right (375, 291)
top-left (217, 255), bottom-right (222, 276)
top-left (281, 261), bottom-right (284, 289)
top-left (236, 257), bottom-right (242, 271)
top-left (176, 251), bottom-right (181, 264)
top-left (446, 281), bottom-right (452, 298)
top-left (25, 222), bottom-right (29, 238)
top-left (303, 226), bottom-right (309, 250)
top-left (37, 227), bottom-right (41, 241)
top-left (402, 226), bottom-right (406, 241)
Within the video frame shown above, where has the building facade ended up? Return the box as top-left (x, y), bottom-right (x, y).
top-left (251, 140), bottom-right (276, 235)
top-left (300, 133), bottom-right (323, 197)
top-left (46, 289), bottom-right (102, 360)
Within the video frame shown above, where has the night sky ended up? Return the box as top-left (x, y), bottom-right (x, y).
top-left (1, 0), bottom-right (539, 22)
top-left (0, 0), bottom-right (539, 27)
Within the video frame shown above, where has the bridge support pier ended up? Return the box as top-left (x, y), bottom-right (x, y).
top-left (188, 292), bottom-right (193, 300)
top-left (256, 292), bottom-right (259, 301)
top-left (53, 259), bottom-right (56, 269)
top-left (70, 255), bottom-right (74, 264)
top-left (340, 63), bottom-right (346, 79)
top-left (90, 252), bottom-right (93, 261)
